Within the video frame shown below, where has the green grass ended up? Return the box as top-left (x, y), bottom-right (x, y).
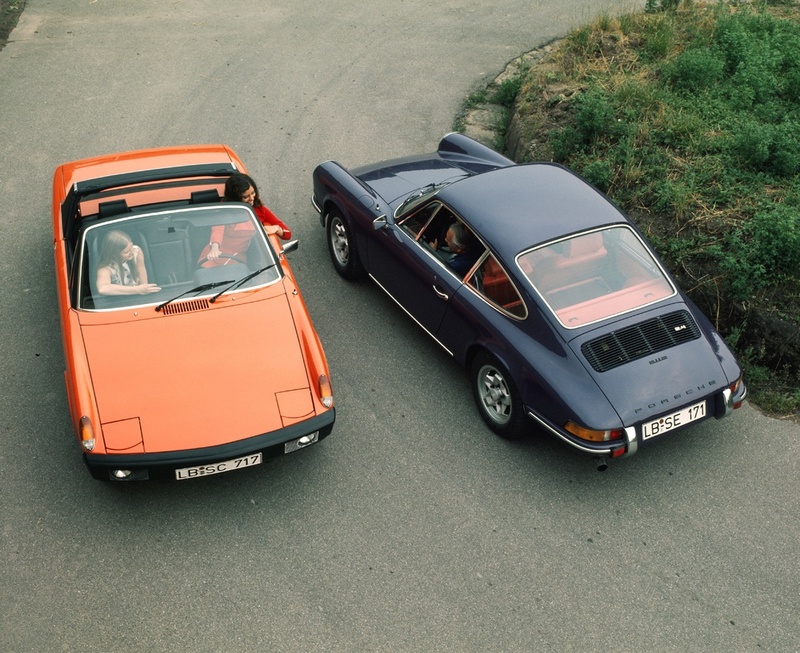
top-left (480, 0), bottom-right (800, 416)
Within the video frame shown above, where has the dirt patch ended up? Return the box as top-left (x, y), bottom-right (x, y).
top-left (0, 0), bottom-right (25, 51)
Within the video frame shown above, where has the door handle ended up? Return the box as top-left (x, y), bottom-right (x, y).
top-left (432, 285), bottom-right (449, 300)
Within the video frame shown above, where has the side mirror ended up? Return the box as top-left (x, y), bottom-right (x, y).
top-left (280, 239), bottom-right (299, 255)
top-left (372, 215), bottom-right (388, 230)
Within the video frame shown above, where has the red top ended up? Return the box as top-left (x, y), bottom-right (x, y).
top-left (206, 221), bottom-right (256, 262)
top-left (198, 204), bottom-right (293, 266)
top-left (254, 204), bottom-right (292, 240)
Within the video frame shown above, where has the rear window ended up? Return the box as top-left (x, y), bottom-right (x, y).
top-left (517, 226), bottom-right (675, 328)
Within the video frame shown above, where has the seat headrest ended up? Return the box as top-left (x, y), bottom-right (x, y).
top-left (565, 232), bottom-right (605, 258)
top-left (191, 189), bottom-right (221, 204)
top-left (98, 199), bottom-right (130, 219)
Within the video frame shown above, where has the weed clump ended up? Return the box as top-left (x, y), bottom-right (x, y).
top-left (508, 0), bottom-right (800, 415)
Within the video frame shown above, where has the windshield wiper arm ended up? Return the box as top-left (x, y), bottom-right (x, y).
top-left (209, 264), bottom-right (277, 303)
top-left (396, 185), bottom-right (434, 215)
top-left (395, 175), bottom-right (470, 216)
top-left (155, 280), bottom-right (235, 312)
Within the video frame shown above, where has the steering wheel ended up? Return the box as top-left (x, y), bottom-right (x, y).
top-left (198, 253), bottom-right (246, 267)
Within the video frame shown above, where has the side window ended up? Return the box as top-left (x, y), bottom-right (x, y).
top-left (469, 254), bottom-right (526, 318)
top-left (398, 204), bottom-right (439, 240)
top-left (399, 201), bottom-right (457, 248)
top-left (400, 202), bottom-right (488, 280)
top-left (420, 205), bottom-right (457, 248)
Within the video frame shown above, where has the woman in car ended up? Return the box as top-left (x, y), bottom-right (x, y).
top-left (200, 173), bottom-right (292, 266)
top-left (95, 230), bottom-right (161, 295)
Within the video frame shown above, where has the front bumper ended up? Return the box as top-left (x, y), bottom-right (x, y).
top-left (84, 410), bottom-right (335, 481)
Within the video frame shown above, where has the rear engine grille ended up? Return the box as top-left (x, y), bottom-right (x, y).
top-left (581, 310), bottom-right (701, 373)
top-left (160, 299), bottom-right (210, 315)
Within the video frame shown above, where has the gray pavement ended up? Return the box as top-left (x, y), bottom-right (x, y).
top-left (1, 1), bottom-right (798, 652)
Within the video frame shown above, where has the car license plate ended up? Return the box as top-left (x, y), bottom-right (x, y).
top-left (175, 453), bottom-right (262, 480)
top-left (642, 401), bottom-right (706, 440)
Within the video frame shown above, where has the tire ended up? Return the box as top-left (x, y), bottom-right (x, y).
top-left (326, 209), bottom-right (365, 280)
top-left (471, 351), bottom-right (527, 440)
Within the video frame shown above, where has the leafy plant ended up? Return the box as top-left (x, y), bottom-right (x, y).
top-left (497, 0), bottom-right (800, 414)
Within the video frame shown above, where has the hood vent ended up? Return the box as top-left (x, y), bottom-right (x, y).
top-left (582, 310), bottom-right (701, 373)
top-left (160, 298), bottom-right (210, 316)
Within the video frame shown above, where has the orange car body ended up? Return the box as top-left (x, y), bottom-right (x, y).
top-left (53, 145), bottom-right (334, 480)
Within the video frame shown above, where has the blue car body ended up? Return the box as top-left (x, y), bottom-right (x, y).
top-left (312, 133), bottom-right (746, 463)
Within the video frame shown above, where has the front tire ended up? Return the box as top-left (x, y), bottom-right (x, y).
top-left (326, 209), bottom-right (365, 280)
top-left (471, 351), bottom-right (527, 440)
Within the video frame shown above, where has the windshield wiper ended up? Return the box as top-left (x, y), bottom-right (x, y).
top-left (155, 280), bottom-right (235, 312)
top-left (395, 175), bottom-right (470, 217)
top-left (209, 264), bottom-right (277, 303)
top-left (396, 184), bottom-right (435, 216)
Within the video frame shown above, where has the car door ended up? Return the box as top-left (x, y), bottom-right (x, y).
top-left (437, 252), bottom-right (529, 360)
top-left (367, 204), bottom-right (474, 350)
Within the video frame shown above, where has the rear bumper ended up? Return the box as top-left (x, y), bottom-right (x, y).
top-left (527, 411), bottom-right (636, 458)
top-left (84, 409), bottom-right (335, 481)
top-left (528, 381), bottom-right (746, 461)
top-left (718, 380), bottom-right (747, 417)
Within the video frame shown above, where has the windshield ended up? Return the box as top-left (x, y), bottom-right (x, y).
top-left (517, 226), bottom-right (675, 328)
top-left (77, 204), bottom-right (281, 310)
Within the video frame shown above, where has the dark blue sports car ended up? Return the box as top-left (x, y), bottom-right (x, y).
top-left (312, 133), bottom-right (746, 466)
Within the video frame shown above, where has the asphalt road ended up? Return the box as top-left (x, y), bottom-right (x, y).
top-left (1, 1), bottom-right (798, 652)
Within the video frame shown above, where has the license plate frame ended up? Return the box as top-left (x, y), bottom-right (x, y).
top-left (642, 400), bottom-right (706, 440)
top-left (175, 452), bottom-right (262, 480)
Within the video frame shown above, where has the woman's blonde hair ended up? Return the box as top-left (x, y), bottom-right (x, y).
top-left (98, 230), bottom-right (140, 284)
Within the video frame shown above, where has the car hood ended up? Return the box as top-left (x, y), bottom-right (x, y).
top-left (571, 308), bottom-right (732, 425)
top-left (353, 156), bottom-right (467, 206)
top-left (80, 292), bottom-right (314, 453)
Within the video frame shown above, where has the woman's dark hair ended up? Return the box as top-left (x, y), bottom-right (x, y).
top-left (224, 172), bottom-right (263, 207)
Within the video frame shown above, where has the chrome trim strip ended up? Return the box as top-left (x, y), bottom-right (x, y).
top-left (368, 274), bottom-right (454, 357)
top-left (526, 411), bottom-right (614, 456)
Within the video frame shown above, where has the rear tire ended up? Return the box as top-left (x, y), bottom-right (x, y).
top-left (471, 351), bottom-right (527, 440)
top-left (326, 209), bottom-right (365, 280)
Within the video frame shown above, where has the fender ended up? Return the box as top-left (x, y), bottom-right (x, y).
top-left (438, 132), bottom-right (516, 168)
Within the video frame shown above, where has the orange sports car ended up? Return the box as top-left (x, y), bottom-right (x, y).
top-left (53, 145), bottom-right (335, 481)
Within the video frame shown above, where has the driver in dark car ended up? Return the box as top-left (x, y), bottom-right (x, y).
top-left (433, 221), bottom-right (482, 276)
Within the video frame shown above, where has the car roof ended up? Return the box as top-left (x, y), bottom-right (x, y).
top-left (437, 163), bottom-right (627, 256)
